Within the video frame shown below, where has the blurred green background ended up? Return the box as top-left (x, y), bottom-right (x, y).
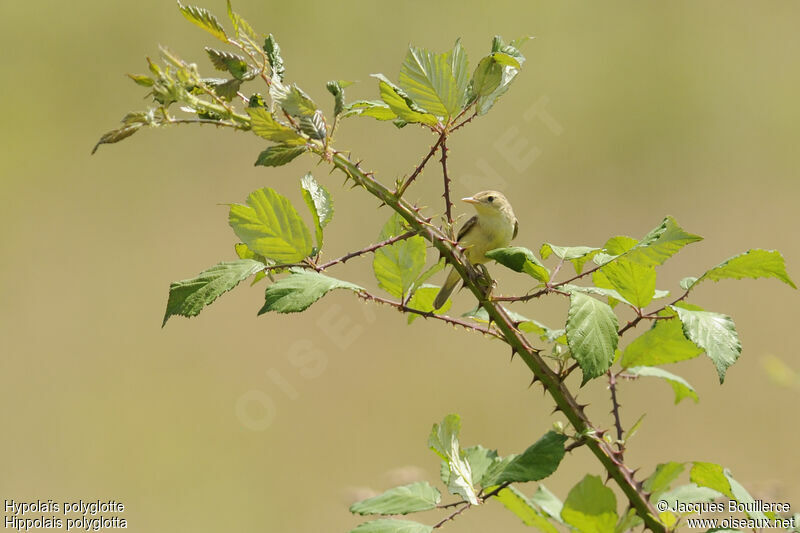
top-left (2, 1), bottom-right (799, 531)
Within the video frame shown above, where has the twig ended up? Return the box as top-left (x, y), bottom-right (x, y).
top-left (607, 370), bottom-right (625, 456)
top-left (440, 136), bottom-right (453, 224)
top-left (432, 502), bottom-right (471, 529)
top-left (316, 231), bottom-right (416, 270)
top-left (357, 292), bottom-right (503, 339)
top-left (396, 132), bottom-right (446, 197)
top-left (450, 108), bottom-right (478, 133)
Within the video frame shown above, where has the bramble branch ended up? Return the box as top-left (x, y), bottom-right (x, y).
top-left (315, 231), bottom-right (418, 270)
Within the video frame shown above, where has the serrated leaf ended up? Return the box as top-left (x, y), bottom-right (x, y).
top-left (210, 78), bottom-right (242, 101)
top-left (428, 414), bottom-right (478, 505)
top-left (449, 39), bottom-right (470, 110)
top-left (178, 2), bottom-right (227, 42)
top-left (672, 305), bottom-right (741, 383)
top-left (349, 519), bottom-right (433, 533)
top-left (326, 80), bottom-right (348, 117)
top-left (604, 235), bottom-right (638, 255)
top-left (229, 187), bottom-right (313, 263)
top-left (486, 246), bottom-right (550, 283)
top-left (278, 85), bottom-right (318, 118)
top-left (246, 107), bottom-right (305, 144)
top-left (470, 56), bottom-right (503, 99)
top-left (263, 34), bottom-right (285, 81)
top-left (300, 173), bottom-right (333, 251)
top-left (615, 508), bottom-right (643, 533)
top-left (690, 462), bottom-right (733, 497)
top-left (373, 214), bottom-right (426, 299)
top-left (620, 308), bottom-right (703, 368)
top-left (344, 100), bottom-right (397, 121)
top-left (566, 292), bottom-right (619, 384)
top-left (627, 366), bottom-right (698, 404)
top-left (689, 249), bottom-right (796, 289)
top-left (254, 144), bottom-right (307, 167)
top-left (406, 285), bottom-right (451, 323)
top-left (350, 482), bottom-right (440, 516)
top-left (298, 110), bottom-right (326, 140)
top-left (461, 306), bottom-right (564, 343)
top-left (234, 243), bottom-right (270, 284)
top-left (540, 243), bottom-right (600, 274)
top-left (724, 470), bottom-right (771, 520)
top-left (372, 74), bottom-right (439, 126)
top-left (463, 445), bottom-right (499, 487)
top-left (530, 485), bottom-right (565, 524)
top-left (398, 45), bottom-right (462, 117)
top-left (482, 432), bottom-right (566, 486)
top-left (643, 462), bottom-right (686, 496)
top-left (495, 486), bottom-right (559, 533)
top-left (658, 483), bottom-right (723, 509)
top-left (561, 475), bottom-right (618, 533)
top-left (226, 0), bottom-right (257, 40)
top-left (163, 259), bottom-right (265, 326)
top-left (259, 270), bottom-right (361, 314)
top-left (625, 216), bottom-right (702, 266)
top-left (475, 35), bottom-right (526, 115)
top-left (600, 258), bottom-right (657, 308)
top-left (205, 48), bottom-right (249, 79)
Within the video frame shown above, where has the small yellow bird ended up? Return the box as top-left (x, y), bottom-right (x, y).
top-left (434, 191), bottom-right (518, 309)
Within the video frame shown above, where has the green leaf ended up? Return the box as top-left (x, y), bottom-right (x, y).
top-left (672, 305), bottom-right (741, 383)
top-left (349, 519), bottom-right (432, 533)
top-left (398, 45), bottom-right (462, 117)
top-left (625, 216), bottom-right (703, 266)
top-left (688, 249), bottom-right (796, 289)
top-left (254, 144), bottom-right (307, 167)
top-left (177, 2), bottom-right (228, 42)
top-left (246, 107), bottom-right (305, 144)
top-left (372, 74), bottom-right (439, 126)
top-left (428, 414), bottom-right (478, 505)
top-left (407, 258), bottom-right (446, 301)
top-left (530, 485), bottom-right (565, 524)
top-left (566, 292), bottom-right (619, 384)
top-left (482, 431), bottom-right (566, 486)
top-left (226, 0), bottom-right (257, 40)
top-left (486, 246), bottom-right (550, 283)
top-left (300, 173), bottom-right (333, 251)
top-left (620, 308), bottom-right (703, 368)
top-left (658, 483), bottom-right (723, 509)
top-left (263, 34), bottom-right (285, 81)
top-left (326, 80), bottom-right (349, 117)
top-left (604, 235), bottom-right (638, 255)
top-left (561, 475), bottom-right (618, 533)
top-left (462, 445), bottom-right (499, 487)
top-left (229, 187), bottom-right (313, 263)
top-left (92, 124), bottom-right (143, 154)
top-left (127, 73), bottom-right (154, 87)
top-left (373, 215), bottom-right (426, 299)
top-left (470, 56), bottom-right (503, 99)
top-left (298, 110), bottom-right (327, 140)
top-left (690, 462), bottom-right (731, 497)
top-left (278, 84), bottom-right (318, 118)
top-left (627, 366), bottom-right (698, 404)
top-left (600, 258), bottom-right (657, 308)
top-left (163, 259), bottom-right (265, 326)
top-left (259, 270), bottom-right (362, 314)
top-left (461, 306), bottom-right (564, 343)
top-left (475, 35), bottom-right (527, 115)
top-left (350, 482), bottom-right (441, 516)
top-left (540, 243), bottom-right (600, 274)
top-left (208, 77), bottom-right (243, 101)
top-left (448, 39), bottom-right (470, 110)
top-left (643, 462), bottom-right (686, 496)
top-left (406, 285), bottom-right (452, 323)
top-left (344, 100), bottom-right (397, 121)
top-left (615, 508), bottom-right (643, 533)
top-left (205, 48), bottom-right (249, 79)
top-left (495, 486), bottom-right (559, 533)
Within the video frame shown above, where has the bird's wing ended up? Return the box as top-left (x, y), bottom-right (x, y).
top-left (457, 215), bottom-right (478, 241)
top-left (513, 219), bottom-right (518, 239)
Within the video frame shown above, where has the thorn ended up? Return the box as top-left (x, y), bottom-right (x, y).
top-left (606, 471), bottom-right (614, 483)
top-left (550, 405), bottom-right (562, 415)
top-left (510, 348), bottom-right (517, 362)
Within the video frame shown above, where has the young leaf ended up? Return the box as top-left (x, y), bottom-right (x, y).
top-left (350, 482), bottom-right (441, 516)
top-left (530, 485), bottom-right (565, 524)
top-left (600, 258), bottom-right (657, 308)
top-left (672, 305), bottom-right (741, 383)
top-left (298, 110), bottom-right (327, 140)
top-left (209, 78), bottom-right (243, 101)
top-left (177, 2), bottom-right (228, 42)
top-left (688, 249), bottom-right (796, 289)
top-left (226, 0), bottom-right (257, 40)
top-left (278, 85), bottom-right (318, 118)
top-left (486, 246), bottom-right (550, 283)
top-left (603, 235), bottom-right (638, 255)
top-left (624, 216), bottom-right (702, 266)
top-left (204, 48), bottom-right (249, 79)
top-left (343, 100), bottom-right (397, 121)
top-left (259, 270), bottom-right (362, 314)
top-left (300, 173), bottom-right (333, 251)
top-left (428, 414), bottom-right (478, 505)
top-left (229, 187), bottom-right (314, 263)
top-left (462, 445), bottom-right (499, 487)
top-left (349, 519), bottom-right (432, 533)
top-left (406, 285), bottom-right (452, 323)
top-left (372, 74), bottom-right (439, 126)
top-left (474, 35), bottom-right (527, 115)
top-left (398, 45), bottom-right (462, 118)
top-left (326, 80), bottom-right (348, 117)
top-left (127, 73), bottom-right (154, 87)
top-left (690, 462), bottom-right (731, 497)
top-left (263, 34), bottom-right (285, 81)
top-left (620, 308), bottom-right (702, 368)
top-left (163, 259), bottom-right (265, 326)
top-left (561, 475), bottom-right (618, 533)
top-left (566, 292), bottom-right (619, 384)
top-left (470, 56), bottom-right (503, 99)
top-left (627, 366), bottom-right (698, 404)
top-left (254, 144), bottom-right (308, 167)
top-left (92, 124), bottom-right (143, 154)
top-left (481, 431), bottom-right (566, 486)
top-left (246, 107), bottom-right (305, 144)
top-left (643, 462), bottom-right (686, 496)
top-left (495, 486), bottom-right (559, 533)
top-left (373, 215), bottom-right (426, 299)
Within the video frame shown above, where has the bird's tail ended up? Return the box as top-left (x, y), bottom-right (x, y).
top-left (433, 268), bottom-right (461, 310)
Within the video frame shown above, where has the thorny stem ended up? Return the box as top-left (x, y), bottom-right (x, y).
top-left (608, 370), bottom-right (625, 455)
top-left (432, 502), bottom-right (471, 529)
top-left (396, 132), bottom-right (446, 198)
top-left (440, 136), bottom-right (454, 224)
top-left (315, 231), bottom-right (417, 270)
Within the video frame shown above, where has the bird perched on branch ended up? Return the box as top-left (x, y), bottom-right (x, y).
top-left (433, 191), bottom-right (518, 309)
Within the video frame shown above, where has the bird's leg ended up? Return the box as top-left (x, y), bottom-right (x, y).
top-left (475, 264), bottom-right (497, 298)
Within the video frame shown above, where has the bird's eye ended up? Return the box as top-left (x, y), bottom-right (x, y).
top-left (487, 196), bottom-right (494, 203)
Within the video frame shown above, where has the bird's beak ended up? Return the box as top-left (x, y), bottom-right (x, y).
top-left (461, 196), bottom-right (479, 204)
